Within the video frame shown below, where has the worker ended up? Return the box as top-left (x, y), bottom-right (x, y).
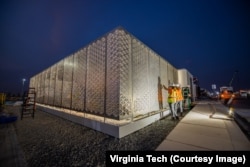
top-left (176, 84), bottom-right (184, 117)
top-left (166, 84), bottom-right (178, 120)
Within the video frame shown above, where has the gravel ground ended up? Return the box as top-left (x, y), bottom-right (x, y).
top-left (2, 105), bottom-right (190, 167)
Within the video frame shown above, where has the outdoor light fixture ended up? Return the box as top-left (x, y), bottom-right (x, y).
top-left (21, 78), bottom-right (26, 96)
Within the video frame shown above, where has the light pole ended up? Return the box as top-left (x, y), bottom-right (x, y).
top-left (21, 78), bottom-right (26, 98)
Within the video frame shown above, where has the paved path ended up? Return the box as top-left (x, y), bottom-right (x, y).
top-left (156, 100), bottom-right (250, 150)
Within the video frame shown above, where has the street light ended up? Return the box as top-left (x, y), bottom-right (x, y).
top-left (21, 78), bottom-right (26, 97)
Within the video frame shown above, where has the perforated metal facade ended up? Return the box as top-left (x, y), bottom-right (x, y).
top-left (30, 27), bottom-right (178, 120)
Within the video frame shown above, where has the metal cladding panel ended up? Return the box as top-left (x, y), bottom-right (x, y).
top-left (48, 65), bottom-right (56, 105)
top-left (132, 39), bottom-right (150, 116)
top-left (118, 31), bottom-right (132, 119)
top-left (148, 51), bottom-right (160, 112)
top-left (167, 63), bottom-right (175, 84)
top-left (40, 71), bottom-right (46, 104)
top-left (106, 31), bottom-right (120, 119)
top-left (29, 77), bottom-right (35, 88)
top-left (72, 49), bottom-right (87, 111)
top-left (160, 58), bottom-right (169, 109)
top-left (62, 56), bottom-right (73, 108)
top-left (36, 74), bottom-right (41, 103)
top-left (166, 63), bottom-right (178, 86)
top-left (44, 68), bottom-right (50, 104)
top-left (173, 68), bottom-right (178, 84)
top-left (86, 38), bottom-right (106, 115)
top-left (35, 75), bottom-right (39, 99)
top-left (106, 29), bottom-right (132, 119)
top-left (54, 60), bottom-right (63, 106)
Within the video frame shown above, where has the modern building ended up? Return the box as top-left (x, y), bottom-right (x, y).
top-left (30, 27), bottom-right (195, 138)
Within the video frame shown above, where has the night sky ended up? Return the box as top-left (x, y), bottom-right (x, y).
top-left (1, 0), bottom-right (249, 95)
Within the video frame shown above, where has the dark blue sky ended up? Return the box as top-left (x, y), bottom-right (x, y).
top-left (1, 0), bottom-right (249, 94)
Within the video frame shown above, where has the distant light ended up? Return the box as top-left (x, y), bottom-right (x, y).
top-left (21, 78), bottom-right (26, 96)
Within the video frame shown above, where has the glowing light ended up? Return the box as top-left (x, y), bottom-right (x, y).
top-left (228, 107), bottom-right (234, 116)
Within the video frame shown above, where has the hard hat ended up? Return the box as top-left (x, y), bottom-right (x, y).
top-left (176, 84), bottom-right (181, 87)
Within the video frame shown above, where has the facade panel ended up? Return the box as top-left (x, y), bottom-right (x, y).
top-left (29, 77), bottom-right (35, 88)
top-left (41, 71), bottom-right (46, 104)
top-left (148, 50), bottom-right (160, 112)
top-left (62, 56), bottom-right (73, 108)
top-left (86, 38), bottom-right (106, 115)
top-left (106, 29), bottom-right (132, 119)
top-left (44, 68), bottom-right (50, 104)
top-left (72, 49), bottom-right (87, 111)
top-left (54, 60), bottom-right (63, 107)
top-left (132, 39), bottom-right (150, 116)
top-left (118, 31), bottom-right (132, 119)
top-left (167, 63), bottom-right (175, 85)
top-left (36, 73), bottom-right (41, 103)
top-left (160, 58), bottom-right (169, 109)
top-left (106, 30), bottom-right (121, 119)
top-left (48, 65), bottom-right (56, 105)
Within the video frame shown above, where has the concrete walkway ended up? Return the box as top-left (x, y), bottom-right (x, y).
top-left (156, 100), bottom-right (250, 150)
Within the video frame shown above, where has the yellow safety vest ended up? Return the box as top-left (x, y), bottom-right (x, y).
top-left (168, 89), bottom-right (177, 103)
top-left (176, 89), bottom-right (184, 101)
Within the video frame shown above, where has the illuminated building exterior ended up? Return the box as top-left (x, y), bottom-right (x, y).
top-left (30, 27), bottom-right (194, 137)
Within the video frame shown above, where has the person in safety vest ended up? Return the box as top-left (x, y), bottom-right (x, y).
top-left (166, 84), bottom-right (178, 120)
top-left (176, 84), bottom-right (184, 117)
